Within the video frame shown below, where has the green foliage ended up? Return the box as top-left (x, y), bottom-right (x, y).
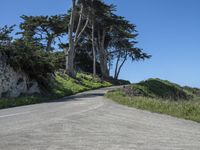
top-left (106, 77), bottom-right (131, 85)
top-left (0, 72), bottom-right (112, 109)
top-left (0, 25), bottom-right (14, 45)
top-left (51, 72), bottom-right (112, 98)
top-left (0, 26), bottom-right (56, 88)
top-left (82, 0), bottom-right (151, 78)
top-left (106, 90), bottom-right (200, 123)
top-left (1, 39), bottom-right (55, 88)
top-left (124, 78), bottom-right (192, 100)
top-left (128, 84), bottom-right (155, 97)
top-left (19, 15), bottom-right (68, 51)
top-left (75, 47), bottom-right (102, 75)
top-left (107, 79), bottom-right (200, 122)
top-left (52, 50), bottom-right (102, 75)
top-left (183, 86), bottom-right (200, 96)
top-left (52, 51), bottom-right (66, 70)
top-left (0, 96), bottom-right (46, 109)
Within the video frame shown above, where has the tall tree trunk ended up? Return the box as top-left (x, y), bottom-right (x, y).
top-left (65, 44), bottom-right (75, 77)
top-left (92, 24), bottom-right (96, 77)
top-left (108, 58), bottom-right (112, 76)
top-left (91, 0), bottom-right (96, 77)
top-left (98, 29), bottom-right (109, 78)
top-left (65, 0), bottom-right (89, 77)
top-left (66, 0), bottom-right (76, 77)
top-left (115, 55), bottom-right (127, 80)
top-left (99, 49), bottom-right (109, 78)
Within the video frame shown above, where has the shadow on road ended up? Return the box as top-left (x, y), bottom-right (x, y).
top-left (49, 93), bottom-right (105, 103)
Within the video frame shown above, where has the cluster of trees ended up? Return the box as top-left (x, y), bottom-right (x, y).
top-left (65, 0), bottom-right (151, 78)
top-left (0, 0), bottom-right (151, 81)
top-left (0, 26), bottom-right (56, 88)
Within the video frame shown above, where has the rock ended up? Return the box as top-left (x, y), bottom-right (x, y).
top-left (0, 53), bottom-right (40, 98)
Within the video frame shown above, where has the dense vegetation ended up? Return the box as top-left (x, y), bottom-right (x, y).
top-left (107, 79), bottom-right (200, 122)
top-left (0, 73), bottom-right (112, 109)
top-left (1, 0), bottom-right (140, 108)
top-left (51, 72), bottom-right (112, 98)
top-left (0, 26), bottom-right (56, 88)
top-left (122, 79), bottom-right (193, 100)
top-left (0, 0), bottom-right (150, 81)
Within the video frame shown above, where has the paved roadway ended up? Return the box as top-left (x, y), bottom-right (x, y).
top-left (0, 87), bottom-right (200, 150)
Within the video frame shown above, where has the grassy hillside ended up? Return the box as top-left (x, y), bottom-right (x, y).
top-left (0, 72), bottom-right (112, 109)
top-left (51, 72), bottom-right (112, 98)
top-left (122, 78), bottom-right (194, 100)
top-left (107, 78), bottom-right (200, 122)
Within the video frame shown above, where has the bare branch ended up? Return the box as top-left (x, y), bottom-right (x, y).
top-left (75, 15), bottom-right (89, 46)
top-left (74, 4), bottom-right (84, 42)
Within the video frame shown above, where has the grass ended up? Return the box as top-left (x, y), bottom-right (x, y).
top-left (51, 72), bottom-right (112, 98)
top-left (0, 72), bottom-right (112, 109)
top-left (106, 89), bottom-right (200, 123)
top-left (0, 96), bottom-right (47, 109)
top-left (136, 78), bottom-right (192, 100)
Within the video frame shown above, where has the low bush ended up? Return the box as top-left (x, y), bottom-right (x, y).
top-left (122, 79), bottom-right (193, 101)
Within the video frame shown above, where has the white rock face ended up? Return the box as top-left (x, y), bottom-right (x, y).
top-left (0, 53), bottom-right (40, 98)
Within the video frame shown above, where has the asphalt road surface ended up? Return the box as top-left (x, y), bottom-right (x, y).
top-left (0, 86), bottom-right (200, 150)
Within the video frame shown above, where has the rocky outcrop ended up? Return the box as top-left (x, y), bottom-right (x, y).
top-left (0, 53), bottom-right (40, 98)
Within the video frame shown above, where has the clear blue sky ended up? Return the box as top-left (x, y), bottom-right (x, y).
top-left (1, 0), bottom-right (200, 87)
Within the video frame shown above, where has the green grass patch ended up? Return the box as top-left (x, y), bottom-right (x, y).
top-left (0, 72), bottom-right (112, 109)
top-left (106, 90), bottom-right (200, 123)
top-left (51, 72), bottom-right (112, 98)
top-left (0, 95), bottom-right (46, 109)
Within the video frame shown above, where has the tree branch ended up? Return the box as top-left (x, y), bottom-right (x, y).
top-left (75, 15), bottom-right (89, 47)
top-left (116, 54), bottom-right (127, 79)
top-left (74, 4), bottom-right (84, 42)
top-left (114, 54), bottom-right (120, 79)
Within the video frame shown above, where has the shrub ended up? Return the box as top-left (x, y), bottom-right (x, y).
top-left (122, 78), bottom-right (193, 100)
top-left (0, 39), bottom-right (56, 88)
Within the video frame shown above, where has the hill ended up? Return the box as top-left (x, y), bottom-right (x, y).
top-left (122, 78), bottom-right (198, 100)
top-left (107, 78), bottom-right (200, 122)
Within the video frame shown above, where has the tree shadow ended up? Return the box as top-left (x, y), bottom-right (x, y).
top-left (49, 92), bottom-right (105, 103)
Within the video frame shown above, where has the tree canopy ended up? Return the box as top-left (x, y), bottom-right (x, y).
top-left (0, 0), bottom-right (151, 82)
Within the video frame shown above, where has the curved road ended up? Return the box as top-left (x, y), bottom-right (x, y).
top-left (0, 87), bottom-right (200, 150)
